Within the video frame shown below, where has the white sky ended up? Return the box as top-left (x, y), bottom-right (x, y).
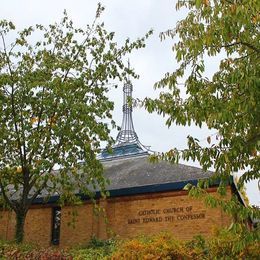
top-left (1, 0), bottom-right (259, 206)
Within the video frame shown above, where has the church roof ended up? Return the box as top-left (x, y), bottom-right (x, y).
top-left (31, 155), bottom-right (212, 205)
top-left (102, 154), bottom-right (211, 191)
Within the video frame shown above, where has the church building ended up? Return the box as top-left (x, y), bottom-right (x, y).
top-left (0, 79), bottom-right (235, 247)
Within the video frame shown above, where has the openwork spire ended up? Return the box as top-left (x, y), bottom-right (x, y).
top-left (114, 60), bottom-right (139, 145)
top-left (99, 61), bottom-right (151, 160)
top-left (116, 79), bottom-right (139, 145)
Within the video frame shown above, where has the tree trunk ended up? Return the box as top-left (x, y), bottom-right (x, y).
top-left (15, 210), bottom-right (27, 243)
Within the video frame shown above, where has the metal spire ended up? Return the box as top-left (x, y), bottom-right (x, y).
top-left (99, 61), bottom-right (153, 160)
top-left (116, 61), bottom-right (139, 145)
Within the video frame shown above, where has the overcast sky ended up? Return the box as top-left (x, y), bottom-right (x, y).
top-left (1, 0), bottom-right (259, 206)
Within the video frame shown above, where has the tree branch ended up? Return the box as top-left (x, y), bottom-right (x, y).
top-left (221, 41), bottom-right (260, 54)
top-left (0, 180), bottom-right (16, 211)
top-left (240, 41), bottom-right (260, 54)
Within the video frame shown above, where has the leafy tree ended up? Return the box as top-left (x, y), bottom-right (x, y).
top-left (144, 0), bottom-right (259, 226)
top-left (0, 4), bottom-right (152, 243)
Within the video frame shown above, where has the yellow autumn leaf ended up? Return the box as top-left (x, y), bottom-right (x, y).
top-left (16, 167), bottom-right (22, 173)
top-left (30, 117), bottom-right (39, 124)
top-left (203, 0), bottom-right (209, 6)
top-left (48, 116), bottom-right (57, 126)
top-left (35, 160), bottom-right (41, 165)
top-left (230, 4), bottom-right (236, 14)
top-left (252, 15), bottom-right (259, 24)
top-left (251, 149), bottom-right (257, 157)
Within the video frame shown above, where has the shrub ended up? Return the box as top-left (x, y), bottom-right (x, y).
top-left (206, 227), bottom-right (260, 259)
top-left (109, 233), bottom-right (194, 260)
top-left (109, 230), bottom-right (260, 260)
top-left (70, 237), bottom-right (117, 260)
top-left (1, 228), bottom-right (259, 259)
top-left (0, 240), bottom-right (71, 260)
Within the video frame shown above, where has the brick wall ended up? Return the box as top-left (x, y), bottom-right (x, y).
top-left (0, 209), bottom-right (15, 240)
top-left (24, 207), bottom-right (52, 247)
top-left (0, 207), bottom-right (52, 246)
top-left (60, 204), bottom-right (95, 247)
top-left (105, 188), bottom-right (232, 241)
top-left (0, 187), bottom-right (232, 247)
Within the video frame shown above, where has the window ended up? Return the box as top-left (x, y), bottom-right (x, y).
top-left (51, 207), bottom-right (61, 245)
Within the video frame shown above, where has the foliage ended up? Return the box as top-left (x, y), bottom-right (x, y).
top-left (110, 231), bottom-right (260, 260)
top-left (1, 229), bottom-right (259, 259)
top-left (207, 228), bottom-right (260, 259)
top-left (0, 240), bottom-right (71, 259)
top-left (110, 233), bottom-right (189, 259)
top-left (70, 237), bottom-right (117, 260)
top-left (0, 4), bottom-right (152, 242)
top-left (0, 238), bottom-right (117, 260)
top-left (144, 0), bottom-right (260, 221)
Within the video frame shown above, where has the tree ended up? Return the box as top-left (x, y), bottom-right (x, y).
top-left (0, 4), bottom-right (152, 243)
top-left (144, 0), bottom-right (259, 226)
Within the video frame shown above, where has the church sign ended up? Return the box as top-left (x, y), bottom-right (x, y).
top-left (128, 206), bottom-right (206, 225)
